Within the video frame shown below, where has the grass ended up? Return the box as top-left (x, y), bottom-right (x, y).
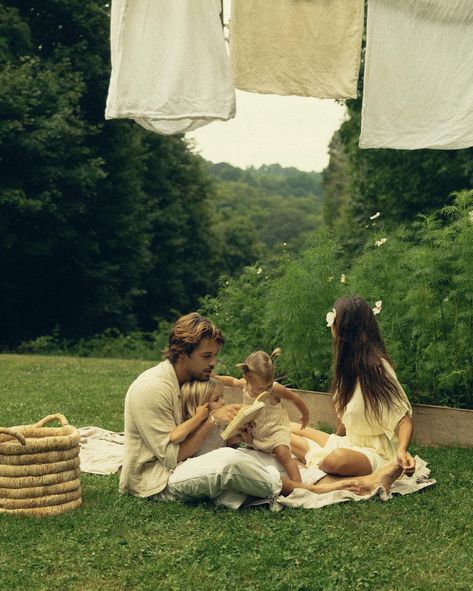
top-left (1, 354), bottom-right (472, 591)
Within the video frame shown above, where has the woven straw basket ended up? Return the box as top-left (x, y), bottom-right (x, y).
top-left (0, 414), bottom-right (81, 517)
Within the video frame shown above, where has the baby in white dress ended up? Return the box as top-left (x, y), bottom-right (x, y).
top-left (215, 349), bottom-right (310, 483)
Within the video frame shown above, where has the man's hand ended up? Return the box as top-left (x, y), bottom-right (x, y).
top-left (227, 423), bottom-right (254, 447)
top-left (397, 450), bottom-right (415, 476)
top-left (210, 404), bottom-right (245, 426)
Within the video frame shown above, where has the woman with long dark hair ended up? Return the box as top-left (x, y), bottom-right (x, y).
top-left (292, 296), bottom-right (415, 481)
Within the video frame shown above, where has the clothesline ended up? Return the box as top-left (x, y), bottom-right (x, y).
top-left (105, 0), bottom-right (473, 151)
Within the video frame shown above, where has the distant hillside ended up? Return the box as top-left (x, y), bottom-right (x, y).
top-left (204, 162), bottom-right (324, 253)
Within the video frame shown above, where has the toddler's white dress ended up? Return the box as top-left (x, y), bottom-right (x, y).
top-left (243, 383), bottom-right (291, 453)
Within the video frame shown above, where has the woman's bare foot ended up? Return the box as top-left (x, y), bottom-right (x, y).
top-left (351, 461), bottom-right (403, 496)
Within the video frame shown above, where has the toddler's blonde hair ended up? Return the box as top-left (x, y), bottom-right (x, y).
top-left (236, 348), bottom-right (281, 383)
top-left (181, 378), bottom-right (224, 420)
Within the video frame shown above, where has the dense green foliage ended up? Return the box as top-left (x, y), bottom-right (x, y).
top-left (202, 191), bottom-right (473, 408)
top-left (1, 355), bottom-right (471, 591)
top-left (0, 2), bottom-right (228, 346)
top-left (323, 99), bottom-right (473, 256)
top-left (206, 162), bottom-right (324, 253)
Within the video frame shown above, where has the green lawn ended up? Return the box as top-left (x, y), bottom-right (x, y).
top-left (1, 354), bottom-right (472, 591)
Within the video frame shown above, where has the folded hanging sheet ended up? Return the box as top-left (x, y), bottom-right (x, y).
top-left (360, 0), bottom-right (473, 149)
top-left (105, 0), bottom-right (236, 135)
top-left (230, 0), bottom-right (364, 99)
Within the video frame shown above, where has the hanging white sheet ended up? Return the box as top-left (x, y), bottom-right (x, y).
top-left (105, 0), bottom-right (236, 135)
top-left (360, 0), bottom-right (473, 150)
top-left (230, 0), bottom-right (364, 99)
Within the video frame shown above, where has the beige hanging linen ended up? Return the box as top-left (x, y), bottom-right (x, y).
top-left (230, 0), bottom-right (364, 99)
top-left (0, 414), bottom-right (81, 517)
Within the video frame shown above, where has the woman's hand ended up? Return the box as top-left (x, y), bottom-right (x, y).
top-left (194, 403), bottom-right (210, 422)
top-left (397, 450), bottom-right (415, 475)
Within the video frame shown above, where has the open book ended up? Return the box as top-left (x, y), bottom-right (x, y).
top-left (220, 392), bottom-right (267, 441)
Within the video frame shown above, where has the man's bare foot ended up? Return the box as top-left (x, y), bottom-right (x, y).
top-left (352, 461), bottom-right (403, 496)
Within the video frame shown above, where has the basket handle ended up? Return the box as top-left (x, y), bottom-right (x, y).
top-left (0, 428), bottom-right (27, 445)
top-left (34, 414), bottom-right (69, 428)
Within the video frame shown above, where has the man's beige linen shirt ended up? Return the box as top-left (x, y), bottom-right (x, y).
top-left (119, 360), bottom-right (182, 497)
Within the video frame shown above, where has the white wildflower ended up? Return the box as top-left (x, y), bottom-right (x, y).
top-left (372, 300), bottom-right (382, 315)
top-left (256, 267), bottom-right (263, 275)
top-left (375, 238), bottom-right (387, 247)
top-left (326, 308), bottom-right (336, 327)
top-left (340, 274), bottom-right (347, 284)
top-left (370, 212), bottom-right (381, 220)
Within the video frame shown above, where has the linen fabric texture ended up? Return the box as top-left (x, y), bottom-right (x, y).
top-left (230, 0), bottom-right (364, 99)
top-left (105, 0), bottom-right (236, 134)
top-left (360, 0), bottom-right (473, 149)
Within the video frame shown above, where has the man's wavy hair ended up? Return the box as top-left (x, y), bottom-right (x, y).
top-left (163, 312), bottom-right (224, 364)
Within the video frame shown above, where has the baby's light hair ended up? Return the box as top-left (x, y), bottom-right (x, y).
top-left (236, 348), bottom-right (281, 383)
top-left (181, 379), bottom-right (224, 420)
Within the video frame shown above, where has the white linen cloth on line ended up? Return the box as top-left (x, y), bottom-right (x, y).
top-left (105, 0), bottom-right (236, 135)
top-left (230, 0), bottom-right (364, 99)
top-left (360, 0), bottom-right (473, 150)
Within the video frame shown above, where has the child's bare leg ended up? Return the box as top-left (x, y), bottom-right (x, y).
top-left (290, 422), bottom-right (330, 447)
top-left (273, 444), bottom-right (301, 482)
top-left (319, 449), bottom-right (372, 476)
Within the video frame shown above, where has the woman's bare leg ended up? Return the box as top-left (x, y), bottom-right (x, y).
top-left (290, 433), bottom-right (311, 462)
top-left (290, 422), bottom-right (330, 447)
top-left (280, 461), bottom-right (403, 496)
top-left (319, 448), bottom-right (372, 476)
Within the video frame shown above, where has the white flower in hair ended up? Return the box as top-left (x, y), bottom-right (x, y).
top-left (375, 238), bottom-right (387, 247)
top-left (326, 308), bottom-right (336, 327)
top-left (372, 300), bottom-right (382, 315)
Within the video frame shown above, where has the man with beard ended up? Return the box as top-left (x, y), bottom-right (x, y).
top-left (119, 312), bottom-right (285, 506)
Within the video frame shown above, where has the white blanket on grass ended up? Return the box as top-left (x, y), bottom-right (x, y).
top-left (79, 428), bottom-right (435, 508)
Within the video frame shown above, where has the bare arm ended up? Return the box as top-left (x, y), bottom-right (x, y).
top-left (212, 374), bottom-right (245, 389)
top-left (335, 421), bottom-right (346, 436)
top-left (169, 404), bottom-right (209, 443)
top-left (273, 383), bottom-right (310, 429)
top-left (395, 413), bottom-right (415, 474)
top-left (176, 404), bottom-right (244, 462)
